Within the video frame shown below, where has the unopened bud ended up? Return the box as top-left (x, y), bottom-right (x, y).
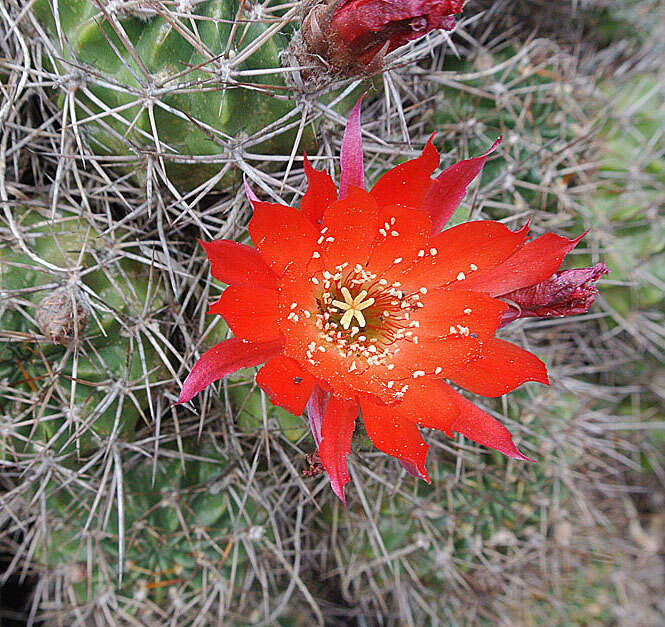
top-left (294, 0), bottom-right (465, 80)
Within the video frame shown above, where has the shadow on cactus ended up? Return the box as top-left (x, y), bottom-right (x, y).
top-left (31, 0), bottom-right (314, 192)
top-left (0, 204), bottom-right (167, 458)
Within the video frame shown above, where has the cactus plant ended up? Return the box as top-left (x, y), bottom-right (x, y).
top-left (30, 0), bottom-right (307, 191)
top-left (33, 440), bottom-right (288, 621)
top-left (589, 73), bottom-right (665, 315)
top-left (3, 0), bottom-right (665, 623)
top-left (29, 0), bottom-right (376, 192)
top-left (322, 388), bottom-right (656, 624)
top-left (430, 40), bottom-right (597, 223)
top-left (0, 203), bottom-right (166, 457)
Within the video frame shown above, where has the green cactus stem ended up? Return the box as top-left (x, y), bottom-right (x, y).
top-left (0, 204), bottom-right (166, 458)
top-left (31, 0), bottom-right (314, 191)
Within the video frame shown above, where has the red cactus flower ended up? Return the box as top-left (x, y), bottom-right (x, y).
top-left (180, 101), bottom-right (602, 503)
top-left (301, 0), bottom-right (465, 73)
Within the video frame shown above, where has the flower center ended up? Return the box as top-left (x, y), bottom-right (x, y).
top-left (306, 262), bottom-right (425, 370)
top-left (331, 286), bottom-right (375, 329)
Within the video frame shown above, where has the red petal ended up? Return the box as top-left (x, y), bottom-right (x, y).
top-left (366, 204), bottom-right (432, 279)
top-left (446, 382), bottom-right (532, 460)
top-left (413, 289), bottom-right (508, 340)
top-left (399, 221), bottom-right (529, 291)
top-left (208, 286), bottom-right (281, 343)
top-left (339, 98), bottom-right (364, 199)
top-left (360, 397), bottom-right (430, 482)
top-left (256, 355), bottom-right (315, 416)
top-left (369, 134), bottom-right (439, 209)
top-left (318, 187), bottom-right (379, 269)
top-left (459, 232), bottom-right (586, 296)
top-left (422, 137), bottom-right (501, 234)
top-left (449, 338), bottom-right (548, 397)
top-left (199, 239), bottom-right (277, 290)
top-left (319, 396), bottom-right (359, 503)
top-left (301, 154), bottom-right (338, 225)
top-left (249, 201), bottom-right (319, 275)
top-left (179, 338), bottom-right (283, 404)
top-left (388, 379), bottom-right (459, 436)
top-left (389, 336), bottom-right (483, 381)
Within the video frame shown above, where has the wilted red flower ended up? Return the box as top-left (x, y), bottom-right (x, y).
top-left (180, 101), bottom-right (602, 502)
top-left (500, 263), bottom-right (610, 326)
top-left (301, 0), bottom-right (464, 74)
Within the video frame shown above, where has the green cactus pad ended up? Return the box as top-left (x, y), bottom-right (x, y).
top-left (590, 74), bottom-right (665, 314)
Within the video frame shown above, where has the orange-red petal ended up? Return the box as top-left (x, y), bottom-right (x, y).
top-left (423, 137), bottom-right (501, 234)
top-left (388, 378), bottom-right (459, 436)
top-left (249, 201), bottom-right (319, 275)
top-left (399, 221), bottom-right (529, 291)
top-left (369, 134), bottom-right (439, 210)
top-left (413, 289), bottom-right (508, 340)
top-left (256, 355), bottom-right (315, 416)
top-left (199, 239), bottom-right (277, 290)
top-left (319, 396), bottom-right (359, 503)
top-left (318, 187), bottom-right (379, 269)
top-left (445, 382), bottom-right (532, 460)
top-left (178, 338), bottom-right (283, 404)
top-left (360, 397), bottom-right (430, 482)
top-left (449, 338), bottom-right (548, 397)
top-left (458, 232), bottom-right (585, 296)
top-left (208, 286), bottom-right (281, 343)
top-left (390, 336), bottom-right (482, 380)
top-left (366, 204), bottom-right (432, 279)
top-left (301, 154), bottom-right (338, 225)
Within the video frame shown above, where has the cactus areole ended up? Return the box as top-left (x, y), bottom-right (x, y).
top-left (179, 101), bottom-right (605, 503)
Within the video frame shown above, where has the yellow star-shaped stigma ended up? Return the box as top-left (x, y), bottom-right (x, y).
top-left (331, 287), bottom-right (376, 330)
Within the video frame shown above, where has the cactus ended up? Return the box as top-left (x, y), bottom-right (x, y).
top-left (430, 40), bottom-right (597, 223)
top-left (0, 203), bottom-right (165, 457)
top-left (588, 73), bottom-right (665, 315)
top-left (323, 389), bottom-right (652, 623)
top-left (3, 0), bottom-right (665, 623)
top-left (29, 0), bottom-right (371, 193)
top-left (30, 0), bottom-right (313, 191)
top-left (34, 440), bottom-right (285, 621)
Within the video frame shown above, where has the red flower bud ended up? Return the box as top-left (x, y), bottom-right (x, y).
top-left (299, 0), bottom-right (464, 76)
top-left (500, 263), bottom-right (609, 326)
